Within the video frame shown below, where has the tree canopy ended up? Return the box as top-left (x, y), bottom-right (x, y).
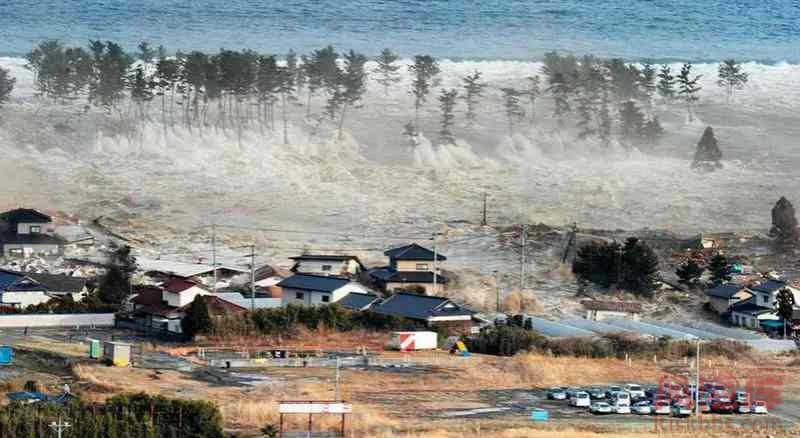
top-left (770, 196), bottom-right (799, 242)
top-left (572, 237), bottom-right (659, 295)
top-left (692, 126), bottom-right (723, 170)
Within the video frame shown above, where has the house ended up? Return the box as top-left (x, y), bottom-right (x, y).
top-left (289, 255), bottom-right (364, 277)
top-left (372, 292), bottom-right (477, 335)
top-left (213, 292), bottom-right (282, 310)
top-left (161, 278), bottom-right (212, 307)
top-left (581, 300), bottom-right (642, 321)
top-left (0, 270), bottom-right (52, 308)
top-left (250, 264), bottom-right (292, 298)
top-left (337, 292), bottom-right (381, 311)
top-left (277, 274), bottom-right (373, 307)
top-left (729, 296), bottom-right (779, 330)
top-left (749, 280), bottom-right (800, 308)
top-left (136, 257), bottom-right (248, 286)
top-left (369, 243), bottom-right (447, 295)
top-left (0, 209), bottom-right (64, 258)
top-left (704, 283), bottom-right (753, 314)
top-left (24, 272), bottom-right (88, 302)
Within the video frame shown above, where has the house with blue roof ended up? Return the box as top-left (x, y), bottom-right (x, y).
top-left (369, 243), bottom-right (447, 295)
top-left (749, 280), bottom-right (800, 308)
top-left (372, 291), bottom-right (477, 335)
top-left (704, 283), bottom-right (753, 314)
top-left (277, 273), bottom-right (374, 307)
top-left (0, 270), bottom-right (52, 308)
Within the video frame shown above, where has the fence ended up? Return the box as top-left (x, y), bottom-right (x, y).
top-left (0, 313), bottom-right (115, 328)
top-left (207, 352), bottom-right (473, 369)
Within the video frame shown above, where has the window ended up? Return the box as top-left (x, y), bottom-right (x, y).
top-left (29, 226), bottom-right (41, 234)
top-left (416, 263), bottom-right (428, 271)
top-left (295, 292), bottom-right (304, 300)
top-left (321, 295), bottom-right (330, 303)
top-left (760, 294), bottom-right (767, 304)
top-left (321, 265), bottom-right (332, 272)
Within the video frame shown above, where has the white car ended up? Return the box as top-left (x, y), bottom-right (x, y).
top-left (736, 401), bottom-right (751, 414)
top-left (570, 391), bottom-right (591, 407)
top-left (752, 400), bottom-right (768, 414)
top-left (652, 400), bottom-right (671, 415)
top-left (590, 401), bottom-right (612, 415)
top-left (611, 402), bottom-right (631, 414)
top-left (671, 404), bottom-right (692, 418)
top-left (610, 391), bottom-right (631, 406)
top-left (625, 384), bottom-right (646, 400)
top-left (632, 401), bottom-right (652, 415)
top-left (734, 390), bottom-right (749, 403)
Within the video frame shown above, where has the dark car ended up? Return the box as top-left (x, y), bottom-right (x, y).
top-left (588, 387), bottom-right (607, 399)
top-left (710, 399), bottom-right (735, 414)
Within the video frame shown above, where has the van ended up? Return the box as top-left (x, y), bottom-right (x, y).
top-left (569, 391), bottom-right (591, 408)
top-left (610, 391), bottom-right (630, 406)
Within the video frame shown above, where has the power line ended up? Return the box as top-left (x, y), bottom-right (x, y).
top-left (201, 223), bottom-right (432, 241)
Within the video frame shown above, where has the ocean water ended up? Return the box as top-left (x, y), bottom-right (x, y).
top-left (0, 0), bottom-right (798, 62)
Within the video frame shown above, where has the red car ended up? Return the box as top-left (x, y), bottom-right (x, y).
top-left (710, 399), bottom-right (735, 414)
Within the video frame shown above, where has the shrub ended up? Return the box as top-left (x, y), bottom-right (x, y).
top-left (466, 325), bottom-right (547, 356)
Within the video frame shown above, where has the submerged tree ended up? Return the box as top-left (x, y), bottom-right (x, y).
top-left (770, 197), bottom-right (799, 242)
top-left (334, 50), bottom-right (368, 140)
top-left (692, 126), bottom-right (723, 169)
top-left (656, 64), bottom-right (676, 102)
top-left (182, 295), bottom-right (214, 339)
top-left (572, 237), bottom-right (659, 295)
top-left (461, 70), bottom-right (486, 126)
top-left (98, 245), bottom-right (137, 305)
top-left (619, 100), bottom-right (645, 145)
top-left (707, 252), bottom-right (731, 284)
top-left (640, 115), bottom-right (664, 146)
top-left (639, 63), bottom-right (656, 106)
top-left (676, 63), bottom-right (702, 121)
top-left (408, 55), bottom-right (440, 127)
top-left (526, 75), bottom-right (541, 123)
top-left (717, 59), bottom-right (748, 103)
top-left (373, 48), bottom-right (401, 97)
top-left (500, 87), bottom-right (525, 136)
top-left (438, 88), bottom-right (458, 144)
top-left (0, 67), bottom-right (15, 107)
top-left (676, 259), bottom-right (704, 289)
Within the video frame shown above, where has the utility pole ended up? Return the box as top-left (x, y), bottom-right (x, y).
top-left (494, 270), bottom-right (500, 313)
top-left (432, 231), bottom-right (438, 293)
top-left (481, 192), bottom-right (487, 226)
top-left (695, 339), bottom-right (701, 417)
top-left (49, 417), bottom-right (71, 438)
top-left (335, 356), bottom-right (341, 401)
top-left (211, 223), bottom-right (218, 293)
top-left (249, 245), bottom-right (256, 312)
top-left (520, 224), bottom-right (527, 290)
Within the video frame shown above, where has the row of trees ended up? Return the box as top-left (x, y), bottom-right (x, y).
top-left (17, 40), bottom-right (751, 149)
top-left (572, 237), bottom-right (660, 295)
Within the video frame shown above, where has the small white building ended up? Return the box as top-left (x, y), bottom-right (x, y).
top-left (581, 300), bottom-right (642, 321)
top-left (289, 255), bottom-right (364, 277)
top-left (749, 280), bottom-right (800, 308)
top-left (161, 278), bottom-right (212, 307)
top-left (0, 270), bottom-right (53, 308)
top-left (277, 274), bottom-right (373, 307)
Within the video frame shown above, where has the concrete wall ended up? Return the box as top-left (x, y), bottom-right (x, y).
top-left (0, 313), bottom-right (115, 327)
top-left (0, 291), bottom-right (52, 308)
top-left (294, 260), bottom-right (360, 276)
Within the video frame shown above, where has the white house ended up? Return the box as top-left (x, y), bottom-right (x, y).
top-left (161, 278), bottom-right (212, 307)
top-left (277, 274), bottom-right (373, 307)
top-left (369, 243), bottom-right (448, 295)
top-left (581, 300), bottom-right (642, 321)
top-left (289, 255), bottom-right (364, 277)
top-left (749, 280), bottom-right (800, 308)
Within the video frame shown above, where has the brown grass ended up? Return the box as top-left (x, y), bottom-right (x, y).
top-left (70, 363), bottom-right (123, 394)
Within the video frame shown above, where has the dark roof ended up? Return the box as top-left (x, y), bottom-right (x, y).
top-left (706, 283), bottom-right (750, 299)
top-left (581, 300), bottom-right (642, 313)
top-left (188, 295), bottom-right (248, 316)
top-left (131, 287), bottom-right (164, 306)
top-left (0, 270), bottom-right (44, 292)
top-left (253, 264), bottom-right (291, 282)
top-left (136, 303), bottom-right (182, 318)
top-left (751, 280), bottom-right (788, 294)
top-left (25, 272), bottom-right (86, 293)
top-left (163, 278), bottom-right (207, 294)
top-left (0, 232), bottom-right (65, 245)
top-left (337, 292), bottom-right (380, 311)
top-left (0, 209), bottom-right (52, 224)
top-left (369, 267), bottom-right (448, 284)
top-left (290, 254), bottom-right (363, 264)
top-left (7, 391), bottom-right (47, 403)
top-left (384, 243), bottom-right (446, 261)
top-left (372, 292), bottom-right (473, 321)
top-left (277, 274), bottom-right (350, 292)
top-left (729, 296), bottom-right (772, 315)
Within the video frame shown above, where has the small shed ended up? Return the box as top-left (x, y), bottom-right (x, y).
top-left (391, 331), bottom-right (437, 351)
top-left (87, 339), bottom-right (101, 359)
top-left (0, 346), bottom-right (12, 365)
top-left (581, 300), bottom-right (642, 321)
top-left (102, 341), bottom-right (132, 367)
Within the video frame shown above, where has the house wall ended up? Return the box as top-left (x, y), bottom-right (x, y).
top-left (708, 297), bottom-right (731, 314)
top-left (395, 260), bottom-right (436, 272)
top-left (754, 286), bottom-right (800, 308)
top-left (163, 286), bottom-right (211, 307)
top-left (294, 260), bottom-right (359, 276)
top-left (386, 281), bottom-right (443, 295)
top-left (167, 318), bottom-right (183, 333)
top-left (15, 222), bottom-right (53, 235)
top-left (281, 287), bottom-right (329, 307)
top-left (0, 291), bottom-right (52, 308)
top-left (3, 243), bottom-right (61, 258)
top-left (0, 313), bottom-right (114, 327)
top-left (585, 309), bottom-right (640, 321)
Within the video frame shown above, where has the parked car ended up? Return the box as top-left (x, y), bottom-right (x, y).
top-left (610, 391), bottom-right (631, 406)
top-left (644, 385), bottom-right (658, 398)
top-left (606, 386), bottom-right (623, 399)
top-left (710, 399), bottom-right (735, 414)
top-left (671, 404), bottom-right (692, 418)
top-left (735, 400), bottom-right (751, 414)
top-left (632, 401), bottom-right (652, 415)
top-left (547, 387), bottom-right (567, 400)
top-left (672, 395), bottom-right (693, 409)
top-left (625, 384), bottom-right (646, 400)
top-left (697, 391), bottom-right (711, 403)
top-left (698, 402), bottom-right (711, 413)
top-left (709, 384), bottom-right (730, 402)
top-left (570, 391), bottom-right (591, 407)
top-left (652, 393), bottom-right (670, 403)
top-left (652, 400), bottom-right (671, 415)
top-left (588, 387), bottom-right (606, 399)
top-left (752, 400), bottom-right (768, 414)
top-left (590, 401), bottom-right (612, 415)
top-left (734, 390), bottom-right (749, 403)
top-left (611, 401), bottom-right (631, 414)
top-left (565, 387), bottom-right (581, 399)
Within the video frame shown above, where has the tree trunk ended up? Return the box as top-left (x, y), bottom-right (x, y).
top-left (337, 102), bottom-right (348, 141)
top-left (282, 93), bottom-right (289, 145)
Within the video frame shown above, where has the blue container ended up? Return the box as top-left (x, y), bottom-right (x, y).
top-left (531, 408), bottom-right (549, 422)
top-left (0, 346), bottom-right (13, 365)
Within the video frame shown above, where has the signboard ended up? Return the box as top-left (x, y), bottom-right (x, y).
top-left (279, 403), bottom-right (352, 414)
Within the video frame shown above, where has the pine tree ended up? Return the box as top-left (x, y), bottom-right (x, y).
top-left (692, 126), bottom-right (723, 169)
top-left (676, 259), bottom-right (704, 288)
top-left (676, 63), bottom-right (702, 121)
top-left (526, 75), bottom-right (541, 123)
top-left (619, 100), bottom-right (645, 144)
top-left (717, 59), bottom-right (748, 103)
top-left (656, 64), bottom-right (675, 101)
top-left (604, 59), bottom-right (641, 102)
top-left (774, 288), bottom-right (796, 339)
top-left (373, 48), bottom-right (401, 97)
top-left (639, 62), bottom-right (656, 106)
top-left (335, 50), bottom-right (368, 140)
top-left (98, 245), bottom-right (137, 305)
top-left (500, 87), bottom-right (525, 136)
top-left (181, 295), bottom-right (214, 339)
top-left (438, 88), bottom-right (458, 144)
top-left (547, 72), bottom-right (573, 122)
top-left (255, 55), bottom-right (280, 131)
top-left (408, 55), bottom-right (440, 127)
top-left (276, 64), bottom-right (296, 145)
top-left (770, 196), bottom-right (799, 241)
top-left (461, 70), bottom-right (486, 126)
top-left (127, 65), bottom-right (154, 123)
top-left (402, 122), bottom-right (419, 147)
top-left (0, 67), bottom-right (15, 107)
top-left (574, 57), bottom-right (602, 139)
top-left (640, 115), bottom-right (665, 146)
top-left (708, 253), bottom-right (731, 284)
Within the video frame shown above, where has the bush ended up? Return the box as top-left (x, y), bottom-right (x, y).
top-left (466, 325), bottom-right (547, 356)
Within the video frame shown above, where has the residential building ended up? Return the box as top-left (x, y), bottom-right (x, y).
top-left (337, 292), bottom-right (381, 311)
top-left (0, 270), bottom-right (52, 308)
top-left (289, 255), bottom-right (364, 277)
top-left (277, 274), bottom-right (373, 307)
top-left (704, 284), bottom-right (753, 314)
top-left (130, 285), bottom-right (247, 334)
top-left (729, 296), bottom-right (779, 330)
top-left (137, 257), bottom-right (247, 285)
top-left (581, 300), bottom-right (642, 321)
top-left (0, 209), bottom-right (64, 258)
top-left (24, 272), bottom-right (88, 302)
top-left (369, 243), bottom-right (447, 295)
top-left (371, 292), bottom-right (477, 335)
top-left (749, 280), bottom-right (800, 308)
top-left (252, 264), bottom-right (292, 297)
top-left (161, 278), bottom-right (212, 307)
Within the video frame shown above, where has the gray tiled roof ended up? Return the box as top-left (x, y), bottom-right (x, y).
top-left (384, 243), bottom-right (446, 261)
top-left (369, 267), bottom-right (448, 284)
top-left (751, 280), bottom-right (787, 294)
top-left (277, 274), bottom-right (350, 292)
top-left (372, 292), bottom-right (472, 320)
top-left (337, 292), bottom-right (380, 311)
top-left (705, 283), bottom-right (749, 299)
